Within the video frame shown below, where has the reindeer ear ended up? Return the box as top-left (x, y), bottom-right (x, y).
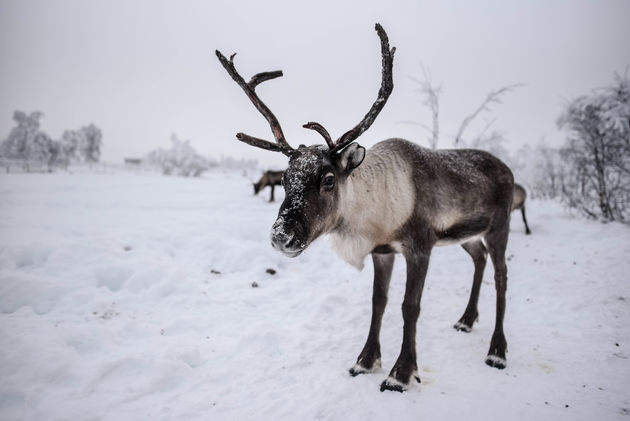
top-left (338, 142), bottom-right (366, 173)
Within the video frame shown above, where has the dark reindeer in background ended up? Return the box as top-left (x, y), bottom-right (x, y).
top-left (253, 170), bottom-right (284, 202)
top-left (512, 183), bottom-right (532, 234)
top-left (217, 24), bottom-right (514, 392)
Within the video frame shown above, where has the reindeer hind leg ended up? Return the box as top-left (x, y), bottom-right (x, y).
top-left (454, 239), bottom-right (487, 332)
top-left (521, 206), bottom-right (531, 235)
top-left (483, 221), bottom-right (509, 369)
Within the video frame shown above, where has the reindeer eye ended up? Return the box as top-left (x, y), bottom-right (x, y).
top-left (321, 173), bottom-right (335, 189)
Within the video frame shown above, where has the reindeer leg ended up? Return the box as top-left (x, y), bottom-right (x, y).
top-left (269, 185), bottom-right (275, 202)
top-left (521, 206), bottom-right (531, 235)
top-left (484, 224), bottom-right (509, 369)
top-left (454, 240), bottom-right (487, 332)
top-left (381, 246), bottom-right (430, 392)
top-left (350, 252), bottom-right (394, 377)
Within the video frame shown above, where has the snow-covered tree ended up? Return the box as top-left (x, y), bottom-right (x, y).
top-left (27, 131), bottom-right (53, 165)
top-left (557, 72), bottom-right (630, 222)
top-left (511, 142), bottom-right (566, 200)
top-left (216, 156), bottom-right (258, 173)
top-left (60, 129), bottom-right (83, 162)
top-left (0, 110), bottom-right (45, 162)
top-left (47, 139), bottom-right (70, 169)
top-left (1, 111), bottom-right (104, 171)
top-left (79, 124), bottom-right (102, 163)
top-left (145, 134), bottom-right (214, 177)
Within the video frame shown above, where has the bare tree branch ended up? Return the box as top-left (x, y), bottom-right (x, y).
top-left (406, 63), bottom-right (441, 149)
top-left (471, 118), bottom-right (497, 145)
top-left (397, 120), bottom-right (435, 135)
top-left (454, 83), bottom-right (524, 146)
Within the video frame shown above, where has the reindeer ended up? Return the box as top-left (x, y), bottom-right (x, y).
top-left (512, 183), bottom-right (532, 234)
top-left (216, 24), bottom-right (514, 392)
top-left (253, 170), bottom-right (284, 202)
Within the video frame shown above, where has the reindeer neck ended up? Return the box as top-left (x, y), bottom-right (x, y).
top-left (330, 145), bottom-right (416, 269)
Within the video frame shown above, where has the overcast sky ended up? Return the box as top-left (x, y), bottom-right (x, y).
top-left (1, 0), bottom-right (629, 167)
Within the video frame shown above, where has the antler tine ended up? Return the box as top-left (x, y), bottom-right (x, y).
top-left (249, 71), bottom-right (283, 88)
top-left (302, 122), bottom-right (335, 149)
top-left (235, 133), bottom-right (293, 156)
top-left (215, 50), bottom-right (295, 155)
top-left (333, 23), bottom-right (396, 152)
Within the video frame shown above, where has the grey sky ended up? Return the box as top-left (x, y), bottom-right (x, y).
top-left (1, 0), bottom-right (629, 168)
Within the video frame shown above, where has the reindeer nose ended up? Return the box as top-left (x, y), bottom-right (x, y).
top-left (271, 229), bottom-right (294, 249)
top-left (271, 219), bottom-right (297, 251)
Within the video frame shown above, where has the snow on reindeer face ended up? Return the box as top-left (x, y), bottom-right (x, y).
top-left (270, 145), bottom-right (340, 257)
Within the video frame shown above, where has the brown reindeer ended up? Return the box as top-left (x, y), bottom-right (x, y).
top-left (253, 170), bottom-right (284, 202)
top-left (216, 24), bottom-right (513, 392)
top-left (512, 183), bottom-right (532, 234)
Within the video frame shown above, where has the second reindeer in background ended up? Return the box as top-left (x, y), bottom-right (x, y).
top-left (512, 183), bottom-right (532, 234)
top-left (253, 170), bottom-right (284, 202)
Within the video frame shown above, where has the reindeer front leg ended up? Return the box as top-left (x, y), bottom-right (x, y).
top-left (350, 252), bottom-right (394, 376)
top-left (381, 246), bottom-right (430, 392)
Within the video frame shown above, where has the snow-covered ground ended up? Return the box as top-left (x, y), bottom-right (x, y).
top-left (1, 170), bottom-right (629, 421)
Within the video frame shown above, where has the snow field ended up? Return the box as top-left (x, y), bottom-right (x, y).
top-left (0, 171), bottom-right (629, 420)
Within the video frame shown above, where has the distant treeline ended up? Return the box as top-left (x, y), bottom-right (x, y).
top-left (3, 70), bottom-right (627, 224)
top-left (143, 133), bottom-right (258, 177)
top-left (0, 110), bottom-right (102, 172)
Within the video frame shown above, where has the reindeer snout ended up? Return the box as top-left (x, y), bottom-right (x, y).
top-left (271, 229), bottom-right (294, 249)
top-left (271, 218), bottom-right (304, 257)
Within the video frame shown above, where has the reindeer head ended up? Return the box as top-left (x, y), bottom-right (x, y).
top-left (216, 23), bottom-right (395, 257)
top-left (271, 142), bottom-right (366, 256)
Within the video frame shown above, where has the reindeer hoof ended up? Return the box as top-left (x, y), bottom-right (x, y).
top-left (379, 371), bottom-right (420, 392)
top-left (380, 378), bottom-right (406, 393)
top-left (485, 355), bottom-right (507, 369)
top-left (454, 312), bottom-right (478, 332)
top-left (349, 364), bottom-right (369, 377)
top-left (349, 358), bottom-right (380, 376)
top-left (453, 321), bottom-right (472, 332)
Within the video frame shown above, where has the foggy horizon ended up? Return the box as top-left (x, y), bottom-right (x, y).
top-left (1, 0), bottom-right (629, 168)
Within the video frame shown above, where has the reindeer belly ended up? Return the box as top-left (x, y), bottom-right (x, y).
top-left (434, 216), bottom-right (490, 246)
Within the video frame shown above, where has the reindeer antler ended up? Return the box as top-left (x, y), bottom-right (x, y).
top-left (215, 50), bottom-right (295, 156)
top-left (217, 23), bottom-right (394, 157)
top-left (303, 23), bottom-right (396, 153)
top-left (302, 122), bottom-right (334, 149)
